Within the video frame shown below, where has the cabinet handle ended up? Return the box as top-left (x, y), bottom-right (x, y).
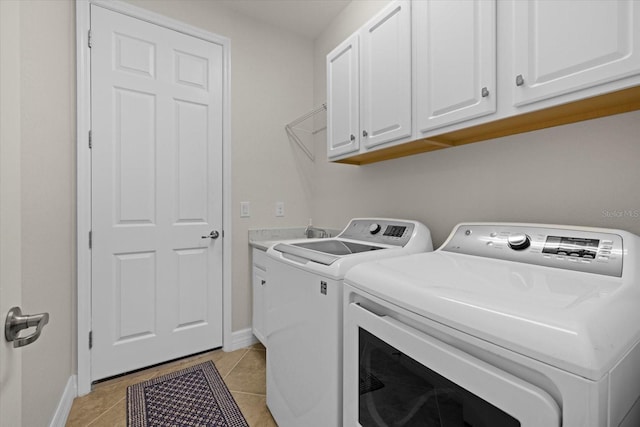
top-left (362, 130), bottom-right (368, 138)
top-left (261, 280), bottom-right (266, 286)
top-left (516, 74), bottom-right (524, 86)
top-left (350, 134), bottom-right (355, 142)
top-left (481, 87), bottom-right (489, 97)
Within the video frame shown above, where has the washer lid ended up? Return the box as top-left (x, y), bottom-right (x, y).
top-left (344, 251), bottom-right (640, 381)
top-left (292, 239), bottom-right (383, 255)
top-left (272, 240), bottom-right (384, 265)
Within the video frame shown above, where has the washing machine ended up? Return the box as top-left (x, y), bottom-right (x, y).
top-left (343, 222), bottom-right (640, 426)
top-left (266, 218), bottom-right (433, 427)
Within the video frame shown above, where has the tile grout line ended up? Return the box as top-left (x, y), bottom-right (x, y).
top-left (85, 396), bottom-right (126, 427)
top-left (225, 348), bottom-right (267, 396)
top-left (222, 347), bottom-right (251, 380)
top-left (75, 410), bottom-right (102, 427)
top-left (229, 390), bottom-right (267, 398)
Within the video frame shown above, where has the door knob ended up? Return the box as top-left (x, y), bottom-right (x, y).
top-left (201, 230), bottom-right (220, 239)
top-left (5, 307), bottom-right (49, 348)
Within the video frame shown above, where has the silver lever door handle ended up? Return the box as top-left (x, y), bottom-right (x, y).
top-left (5, 307), bottom-right (49, 348)
top-left (201, 230), bottom-right (220, 239)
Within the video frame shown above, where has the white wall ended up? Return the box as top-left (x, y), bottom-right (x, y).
top-left (313, 1), bottom-right (640, 247)
top-left (123, 0), bottom-right (316, 331)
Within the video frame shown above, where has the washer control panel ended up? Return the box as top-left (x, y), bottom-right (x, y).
top-left (442, 224), bottom-right (624, 277)
top-left (339, 219), bottom-right (415, 246)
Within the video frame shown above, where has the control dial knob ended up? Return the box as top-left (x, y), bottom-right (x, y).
top-left (369, 223), bottom-right (381, 235)
top-left (507, 234), bottom-right (531, 250)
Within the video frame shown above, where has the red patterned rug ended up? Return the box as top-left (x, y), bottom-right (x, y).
top-left (127, 361), bottom-right (249, 427)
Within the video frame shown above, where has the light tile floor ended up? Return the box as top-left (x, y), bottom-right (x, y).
top-left (66, 343), bottom-right (277, 426)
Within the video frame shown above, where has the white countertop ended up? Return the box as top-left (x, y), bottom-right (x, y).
top-left (248, 226), bottom-right (339, 251)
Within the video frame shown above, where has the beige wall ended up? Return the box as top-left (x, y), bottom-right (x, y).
top-left (17, 1), bottom-right (77, 426)
top-left (312, 1), bottom-right (640, 247)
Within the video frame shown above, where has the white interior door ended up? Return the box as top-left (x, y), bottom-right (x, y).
top-left (1, 0), bottom-right (23, 423)
top-left (90, 5), bottom-right (224, 381)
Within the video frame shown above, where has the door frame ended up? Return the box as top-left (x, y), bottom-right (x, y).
top-left (75, 0), bottom-right (232, 395)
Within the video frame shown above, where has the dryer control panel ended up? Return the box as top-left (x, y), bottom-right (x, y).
top-left (442, 224), bottom-right (624, 277)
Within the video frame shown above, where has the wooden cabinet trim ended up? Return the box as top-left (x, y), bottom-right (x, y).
top-left (336, 85), bottom-right (640, 165)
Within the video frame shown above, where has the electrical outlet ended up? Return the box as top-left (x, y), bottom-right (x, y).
top-left (240, 201), bottom-right (250, 218)
top-left (275, 202), bottom-right (285, 217)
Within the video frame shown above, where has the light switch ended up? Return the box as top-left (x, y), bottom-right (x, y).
top-left (240, 201), bottom-right (250, 218)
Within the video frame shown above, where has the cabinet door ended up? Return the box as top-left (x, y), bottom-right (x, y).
top-left (327, 33), bottom-right (360, 159)
top-left (360, 0), bottom-right (412, 149)
top-left (415, 0), bottom-right (496, 133)
top-left (252, 265), bottom-right (267, 346)
top-left (513, 0), bottom-right (640, 107)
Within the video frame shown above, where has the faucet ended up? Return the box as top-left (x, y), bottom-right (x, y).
top-left (305, 223), bottom-right (329, 238)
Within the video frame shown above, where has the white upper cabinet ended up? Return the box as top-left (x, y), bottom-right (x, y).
top-left (415, 0), bottom-right (496, 133)
top-left (326, 0), bottom-right (640, 164)
top-left (512, 0), bottom-right (640, 107)
top-left (327, 34), bottom-right (360, 158)
top-left (360, 0), bottom-right (412, 149)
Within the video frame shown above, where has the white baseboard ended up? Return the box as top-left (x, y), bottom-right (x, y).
top-left (49, 375), bottom-right (77, 427)
top-left (227, 327), bottom-right (259, 351)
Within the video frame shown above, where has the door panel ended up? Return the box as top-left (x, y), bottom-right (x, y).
top-left (114, 33), bottom-right (156, 77)
top-left (513, 0), bottom-right (640, 106)
top-left (415, 0), bottom-right (496, 132)
top-left (175, 100), bottom-right (208, 221)
top-left (252, 265), bottom-right (267, 345)
top-left (114, 88), bottom-right (156, 224)
top-left (175, 248), bottom-right (208, 328)
top-left (114, 251), bottom-right (156, 342)
top-left (361, 0), bottom-right (411, 149)
top-left (175, 51), bottom-right (209, 89)
top-left (327, 34), bottom-right (360, 158)
top-left (91, 5), bottom-right (223, 380)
